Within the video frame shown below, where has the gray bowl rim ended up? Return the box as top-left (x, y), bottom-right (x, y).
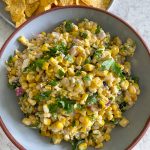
top-left (0, 5), bottom-right (150, 150)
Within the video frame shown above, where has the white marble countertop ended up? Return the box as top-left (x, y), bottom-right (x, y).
top-left (0, 0), bottom-right (150, 149)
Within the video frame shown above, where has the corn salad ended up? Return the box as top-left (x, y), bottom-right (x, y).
top-left (6, 19), bottom-right (140, 149)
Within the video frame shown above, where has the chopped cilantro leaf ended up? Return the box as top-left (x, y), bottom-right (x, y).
top-left (58, 69), bottom-right (65, 77)
top-left (79, 32), bottom-right (88, 39)
top-left (65, 54), bottom-right (73, 62)
top-left (33, 91), bottom-right (51, 101)
top-left (95, 25), bottom-right (102, 34)
top-left (49, 80), bottom-right (58, 86)
top-left (86, 94), bottom-right (97, 105)
top-left (111, 62), bottom-right (124, 78)
top-left (65, 21), bottom-right (74, 32)
top-left (75, 70), bottom-right (81, 76)
top-left (48, 103), bottom-right (58, 113)
top-left (71, 139), bottom-right (85, 150)
top-left (101, 59), bottom-right (114, 70)
top-left (83, 75), bottom-right (91, 81)
top-left (7, 55), bottom-right (13, 64)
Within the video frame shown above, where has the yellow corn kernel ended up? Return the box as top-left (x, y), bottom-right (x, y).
top-left (43, 104), bottom-right (49, 113)
top-left (27, 98), bottom-right (36, 106)
top-left (80, 93), bottom-right (88, 104)
top-left (42, 62), bottom-right (49, 70)
top-left (12, 55), bottom-right (18, 62)
top-left (95, 143), bottom-right (103, 148)
top-left (104, 134), bottom-right (111, 141)
top-left (114, 110), bottom-right (122, 118)
top-left (49, 57), bottom-right (58, 66)
top-left (119, 117), bottom-right (129, 127)
top-left (51, 122), bottom-right (64, 132)
top-left (91, 77), bottom-right (102, 88)
top-left (44, 85), bottom-right (51, 91)
top-left (18, 36), bottom-right (29, 46)
top-left (76, 56), bottom-right (83, 66)
top-left (29, 83), bottom-right (36, 88)
top-left (121, 80), bottom-right (129, 90)
top-left (56, 55), bottom-right (63, 62)
top-left (79, 116), bottom-right (92, 127)
top-left (111, 104), bottom-right (118, 111)
top-left (21, 82), bottom-right (28, 90)
top-left (64, 134), bottom-right (70, 141)
top-left (78, 142), bottom-right (87, 150)
top-left (41, 32), bottom-right (46, 35)
top-left (41, 43), bottom-right (49, 51)
top-left (96, 70), bottom-right (108, 77)
top-left (74, 84), bottom-right (84, 93)
top-left (111, 46), bottom-right (119, 57)
top-left (35, 74), bottom-right (40, 81)
top-left (26, 72), bottom-right (35, 82)
top-left (128, 85), bottom-right (136, 95)
top-left (67, 68), bottom-right (75, 76)
top-left (99, 99), bottom-right (106, 108)
top-left (43, 118), bottom-right (51, 126)
top-left (84, 64), bottom-right (95, 71)
top-left (22, 118), bottom-right (31, 126)
top-left (52, 134), bottom-right (63, 144)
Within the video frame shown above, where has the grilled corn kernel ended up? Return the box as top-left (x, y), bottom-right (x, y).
top-left (80, 93), bottom-right (88, 104)
top-left (18, 36), bottom-right (29, 46)
top-left (49, 57), bottom-right (58, 66)
top-left (21, 82), bottom-right (28, 90)
top-left (22, 118), bottom-right (31, 126)
top-left (41, 43), bottom-right (49, 51)
top-left (68, 68), bottom-right (75, 76)
top-left (43, 118), bottom-right (51, 126)
top-left (51, 122), bottom-right (64, 132)
top-left (78, 142), bottom-right (87, 150)
top-left (43, 104), bottom-right (49, 113)
top-left (121, 80), bottom-right (129, 90)
top-left (119, 117), bottom-right (129, 127)
top-left (76, 56), bottom-right (83, 66)
top-left (111, 46), bottom-right (119, 56)
top-left (128, 85), bottom-right (136, 95)
top-left (28, 98), bottom-right (36, 106)
top-left (84, 64), bottom-right (95, 71)
top-left (104, 134), bottom-right (111, 141)
top-left (42, 62), bottom-right (49, 70)
top-left (26, 72), bottom-right (35, 82)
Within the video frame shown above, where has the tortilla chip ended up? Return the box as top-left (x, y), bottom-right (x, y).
top-left (26, 0), bottom-right (39, 4)
top-left (4, 0), bottom-right (26, 27)
top-left (81, 0), bottom-right (103, 8)
top-left (35, 0), bottom-right (55, 15)
top-left (25, 1), bottom-right (40, 17)
top-left (59, 0), bottom-right (74, 6)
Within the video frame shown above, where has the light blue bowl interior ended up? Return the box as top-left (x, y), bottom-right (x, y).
top-left (0, 7), bottom-right (150, 150)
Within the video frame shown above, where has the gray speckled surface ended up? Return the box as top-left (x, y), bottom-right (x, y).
top-left (0, 0), bottom-right (150, 149)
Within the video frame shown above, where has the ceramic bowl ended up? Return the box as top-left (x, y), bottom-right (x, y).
top-left (0, 6), bottom-right (150, 150)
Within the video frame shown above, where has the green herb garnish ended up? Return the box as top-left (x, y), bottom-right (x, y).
top-left (33, 91), bottom-right (51, 101)
top-left (86, 94), bottom-right (97, 105)
top-left (65, 20), bottom-right (74, 32)
top-left (95, 25), bottom-right (102, 34)
top-left (58, 69), bottom-right (65, 77)
top-left (65, 54), bottom-right (73, 62)
top-left (7, 55), bottom-right (13, 64)
top-left (80, 32), bottom-right (88, 39)
top-left (49, 80), bottom-right (58, 86)
top-left (101, 59), bottom-right (114, 70)
top-left (71, 139), bottom-right (85, 150)
top-left (101, 59), bottom-right (124, 78)
top-left (83, 75), bottom-right (91, 81)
